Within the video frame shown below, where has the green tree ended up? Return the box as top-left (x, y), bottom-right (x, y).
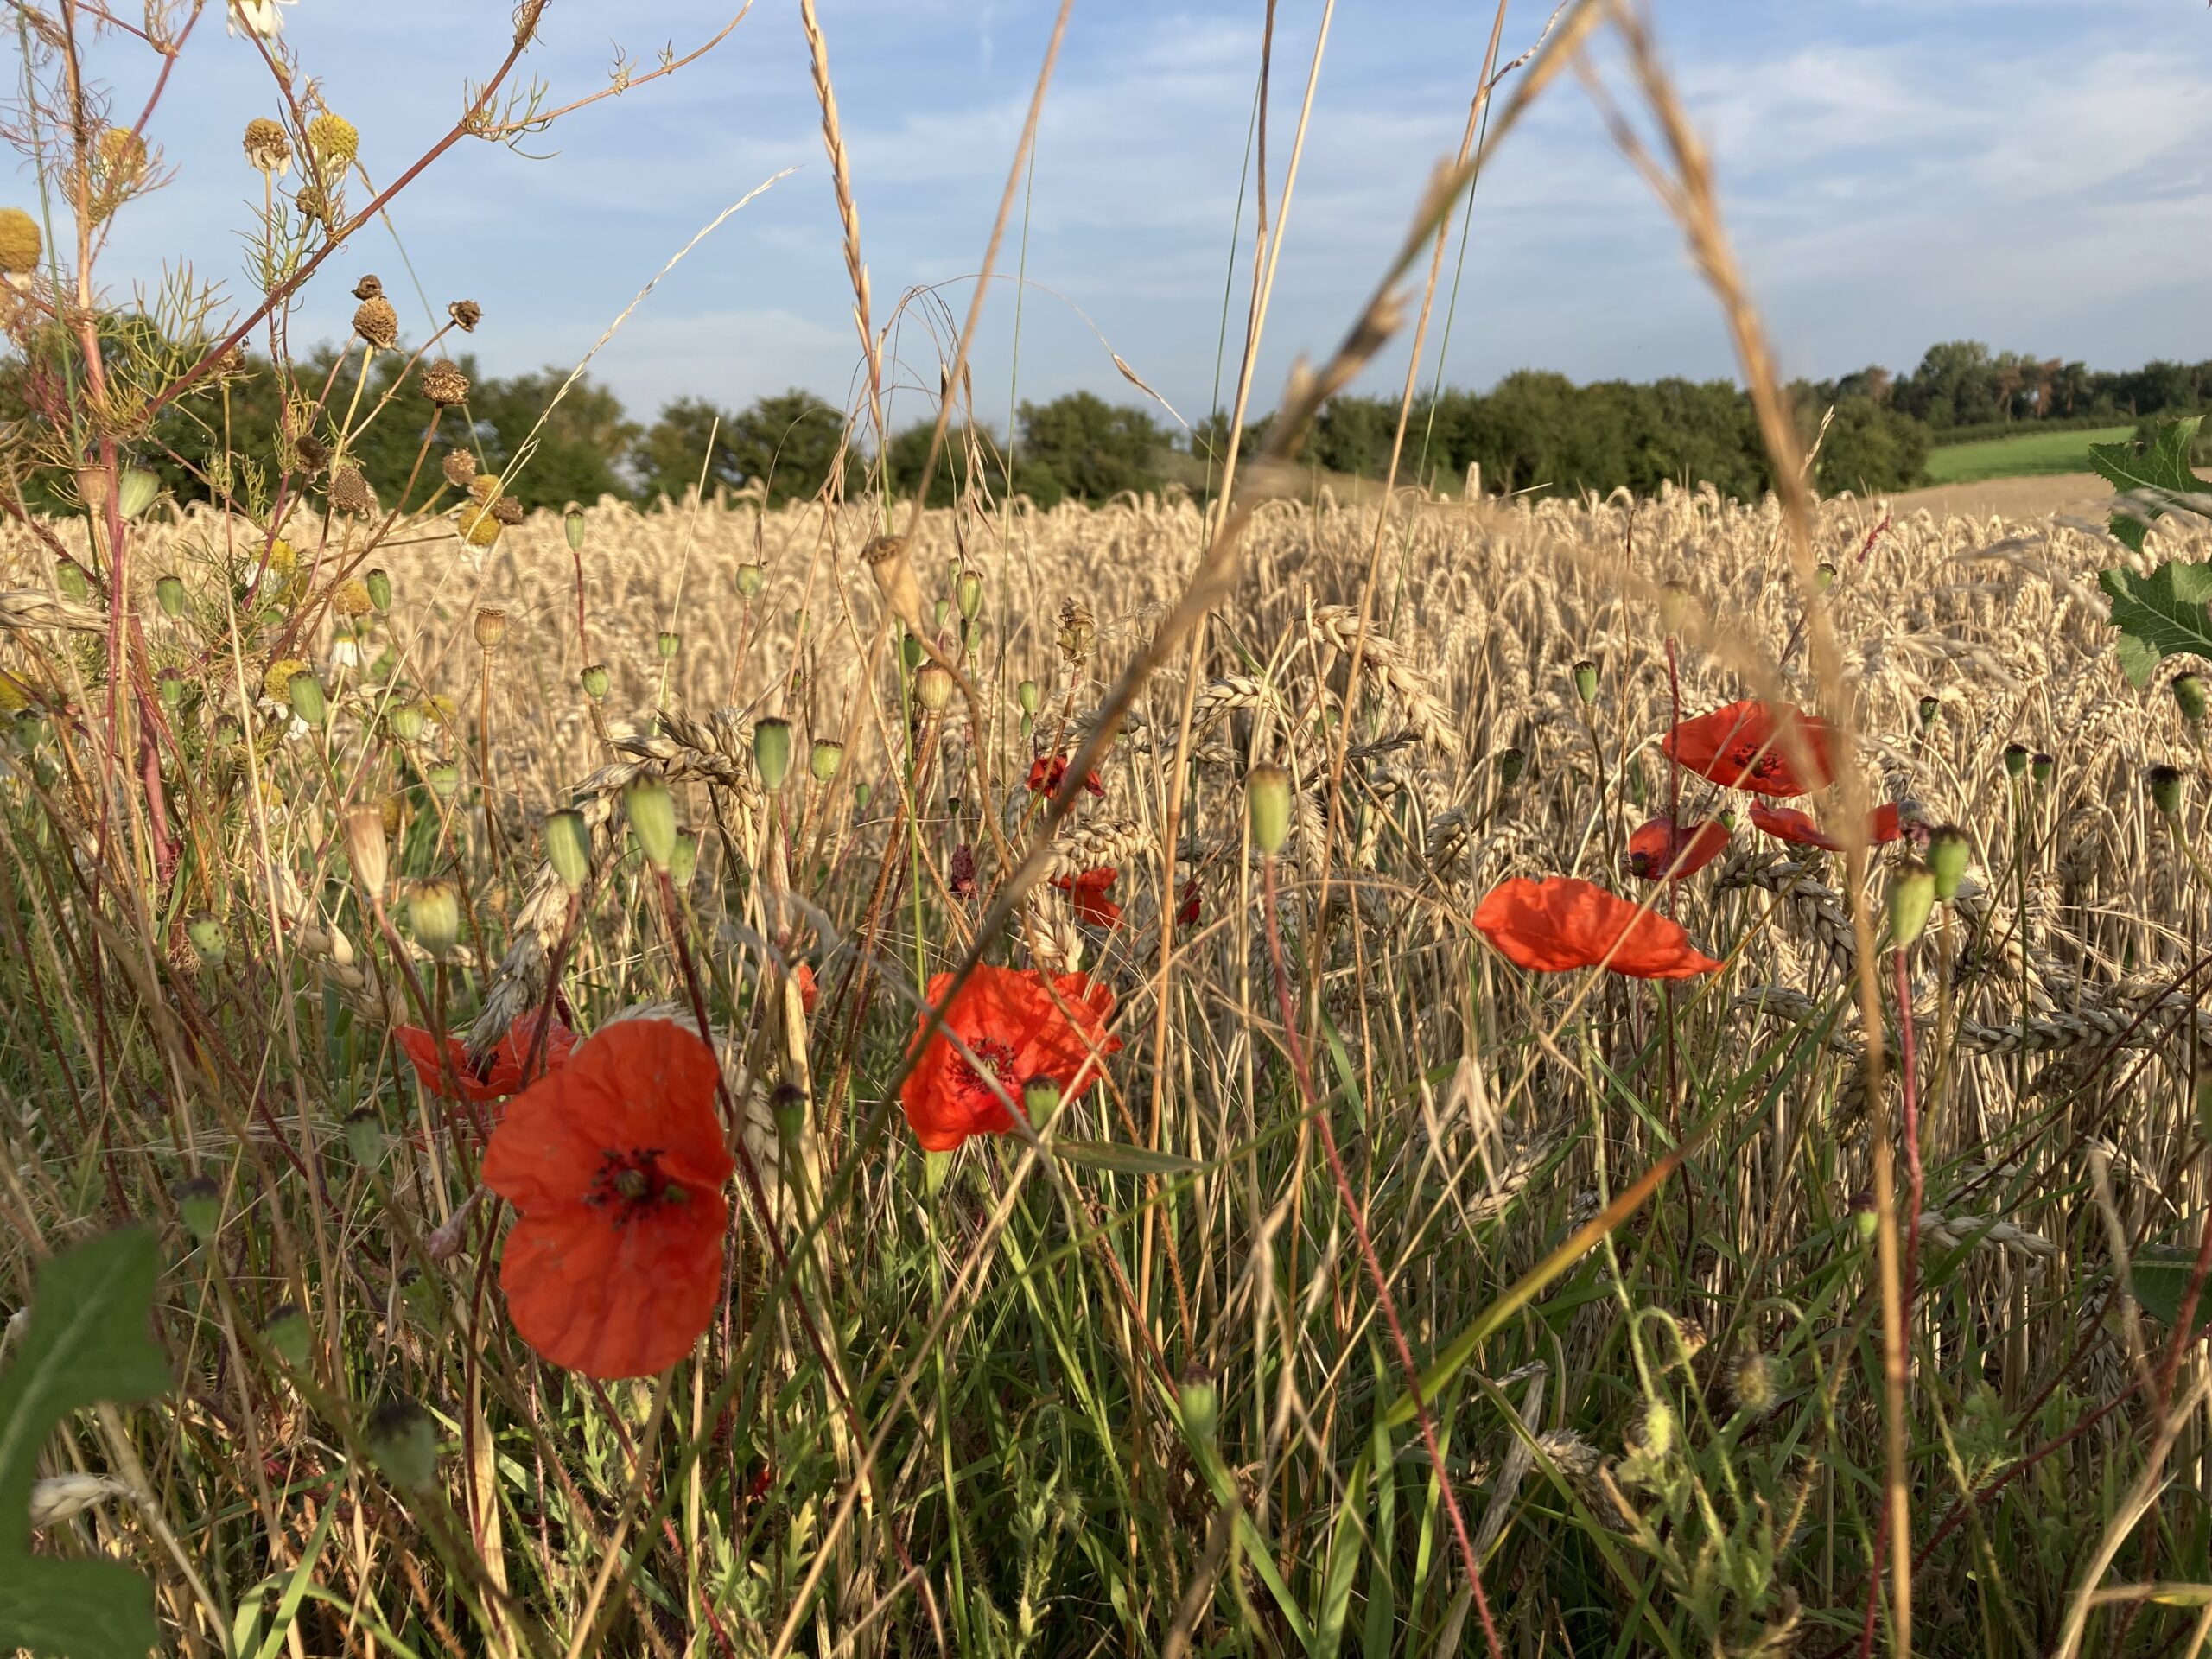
top-left (885, 419), bottom-right (1013, 507)
top-left (634, 389), bottom-right (855, 506)
top-left (1806, 396), bottom-right (1928, 495)
top-left (464, 366), bottom-right (639, 512)
top-left (1015, 391), bottom-right (1166, 503)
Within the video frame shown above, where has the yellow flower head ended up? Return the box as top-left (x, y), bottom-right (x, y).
top-left (263, 657), bottom-right (310, 703)
top-left (458, 505), bottom-right (503, 549)
top-left (0, 671), bottom-right (30, 712)
top-left (334, 577), bottom-right (373, 618)
top-left (264, 537), bottom-right (296, 577)
top-left (424, 693), bottom-right (459, 727)
top-left (99, 127), bottom-right (148, 183)
top-left (0, 207), bottom-right (40, 276)
top-left (308, 112), bottom-right (358, 169)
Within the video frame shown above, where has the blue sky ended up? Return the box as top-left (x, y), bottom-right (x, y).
top-left (60, 0), bottom-right (2212, 439)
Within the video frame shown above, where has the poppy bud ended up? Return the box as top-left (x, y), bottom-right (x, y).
top-left (408, 880), bottom-right (461, 957)
top-left (2148, 764), bottom-right (2184, 818)
top-left (387, 702), bottom-right (425, 742)
top-left (344, 805), bottom-right (388, 897)
top-left (56, 558), bottom-right (89, 601)
top-left (1571, 659), bottom-right (1599, 704)
top-left (753, 718), bottom-right (793, 791)
top-left (2031, 752), bottom-right (2055, 787)
top-left (1247, 765), bottom-right (1293, 855)
top-left (1889, 861), bottom-right (1936, 948)
top-left (473, 607), bottom-right (506, 651)
top-left (1918, 695), bottom-right (1941, 732)
top-left (545, 809), bottom-right (590, 890)
top-left (346, 1109), bottom-right (385, 1169)
top-left (366, 1396), bottom-right (439, 1491)
top-left (118, 468), bottom-right (161, 519)
top-left (914, 663), bottom-right (955, 715)
top-left (668, 834), bottom-right (699, 888)
top-left (564, 503), bottom-right (586, 553)
top-left (2176, 672), bottom-right (2209, 726)
top-left (264, 1303), bottom-right (310, 1370)
top-left (734, 560), bottom-right (766, 600)
top-left (1178, 1363), bottom-right (1218, 1445)
top-left (155, 573), bottom-right (186, 616)
top-left (933, 597), bottom-right (951, 634)
top-left (425, 762), bottom-right (460, 800)
top-left (626, 780), bottom-right (678, 869)
top-left (771, 1082), bottom-right (807, 1144)
top-left (156, 666), bottom-right (187, 709)
top-left (2003, 742), bottom-right (2029, 780)
top-left (899, 631), bottom-right (925, 671)
top-left (170, 1176), bottom-right (220, 1243)
top-left (960, 617), bottom-right (982, 657)
top-left (1497, 747), bottom-right (1527, 790)
top-left (287, 671), bottom-right (327, 728)
top-left (1927, 825), bottom-right (1969, 899)
top-left (186, 916), bottom-right (225, 964)
top-left (1815, 561), bottom-right (1837, 591)
top-left (1023, 1075), bottom-right (1062, 1128)
top-left (955, 569), bottom-right (984, 620)
top-left (581, 662), bottom-right (610, 702)
top-left (855, 782), bottom-right (872, 813)
top-left (1017, 679), bottom-right (1040, 716)
top-left (657, 631), bottom-right (681, 663)
top-left (810, 739), bottom-right (844, 784)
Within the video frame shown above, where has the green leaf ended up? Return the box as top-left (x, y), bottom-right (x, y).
top-left (2130, 1249), bottom-right (2212, 1336)
top-left (0, 1229), bottom-right (170, 1659)
top-left (1052, 1139), bottom-right (1201, 1177)
top-left (2089, 416), bottom-right (2207, 552)
top-left (2098, 560), bottom-right (2212, 689)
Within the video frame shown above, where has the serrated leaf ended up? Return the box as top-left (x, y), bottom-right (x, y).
top-left (1052, 1138), bottom-right (1201, 1177)
top-left (2098, 560), bottom-right (2212, 688)
top-left (0, 1229), bottom-right (170, 1659)
top-left (2088, 416), bottom-right (2206, 552)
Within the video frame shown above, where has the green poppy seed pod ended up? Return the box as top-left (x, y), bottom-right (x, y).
top-left (753, 718), bottom-right (793, 791)
top-left (1178, 1364), bottom-right (1219, 1445)
top-left (473, 607), bottom-right (507, 652)
top-left (117, 468), bottom-right (160, 519)
top-left (657, 630), bottom-right (681, 663)
top-left (155, 573), bottom-right (186, 617)
top-left (1497, 747), bottom-right (1527, 789)
top-left (626, 780), bottom-right (678, 869)
top-left (544, 809), bottom-right (590, 890)
top-left (1889, 861), bottom-right (1936, 949)
top-left (959, 617), bottom-right (982, 657)
top-left (933, 597), bottom-right (951, 633)
top-left (408, 880), bottom-right (461, 957)
top-left (264, 1303), bottom-right (310, 1370)
top-left (387, 702), bottom-right (425, 743)
top-left (1815, 561), bottom-right (1838, 591)
top-left (899, 631), bottom-right (925, 671)
top-left (955, 569), bottom-right (984, 620)
top-left (185, 916), bottom-right (225, 964)
top-left (771, 1082), bottom-right (806, 1144)
top-left (2176, 672), bottom-right (2209, 726)
top-left (810, 739), bottom-right (844, 784)
top-left (2003, 742), bottom-right (2029, 780)
top-left (581, 662), bottom-right (610, 702)
top-left (1917, 695), bottom-right (1941, 732)
top-left (1017, 679), bottom-right (1040, 716)
top-left (1571, 659), bottom-right (1599, 704)
top-left (1246, 764), bottom-right (1293, 855)
top-left (366, 1397), bottom-right (439, 1491)
top-left (2031, 752), bottom-right (2055, 786)
top-left (170, 1176), bottom-right (220, 1243)
top-left (1927, 824), bottom-right (1970, 900)
top-left (1023, 1075), bottom-right (1063, 1128)
top-left (345, 1109), bottom-right (385, 1169)
top-left (56, 559), bottom-right (88, 601)
top-left (286, 671), bottom-right (327, 728)
top-left (2148, 764), bottom-right (2184, 818)
top-left (668, 834), bottom-right (699, 888)
top-left (564, 503), bottom-right (586, 553)
top-left (425, 761), bottom-right (460, 800)
top-left (914, 662), bottom-right (955, 715)
top-left (734, 561), bottom-right (766, 601)
top-left (156, 667), bottom-right (187, 709)
top-left (854, 781), bottom-right (871, 813)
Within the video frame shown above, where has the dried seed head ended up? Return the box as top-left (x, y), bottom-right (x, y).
top-left (379, 792), bottom-right (405, 839)
top-left (308, 112), bottom-right (359, 169)
top-left (242, 117), bottom-right (290, 175)
top-left (447, 298), bottom-right (481, 331)
top-left (491, 494), bottom-right (524, 526)
top-left (351, 275), bottom-right (384, 301)
top-left (328, 465), bottom-right (377, 517)
top-left (441, 448), bottom-right (478, 491)
top-left (1057, 597), bottom-right (1096, 665)
top-left (290, 429), bottom-right (329, 470)
top-left (473, 607), bottom-right (506, 651)
top-left (470, 472), bottom-right (500, 503)
top-left (913, 662), bottom-right (956, 715)
top-left (862, 533), bottom-right (925, 632)
top-left (344, 805), bottom-right (389, 896)
top-left (419, 359), bottom-right (468, 407)
top-left (352, 296), bottom-right (398, 350)
top-left (98, 127), bottom-right (148, 184)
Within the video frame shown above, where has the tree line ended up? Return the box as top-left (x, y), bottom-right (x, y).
top-left (9, 337), bottom-right (2209, 516)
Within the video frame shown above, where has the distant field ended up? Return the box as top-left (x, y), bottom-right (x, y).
top-left (1921, 422), bottom-right (2134, 484)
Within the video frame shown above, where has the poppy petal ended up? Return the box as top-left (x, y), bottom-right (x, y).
top-left (899, 963), bottom-right (1122, 1151)
top-left (1662, 699), bottom-right (1835, 798)
top-left (1472, 876), bottom-right (1723, 980)
top-left (1624, 816), bottom-right (1731, 881)
top-left (499, 1192), bottom-right (728, 1379)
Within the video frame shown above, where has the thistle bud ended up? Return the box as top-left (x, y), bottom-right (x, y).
top-left (1497, 747), bottom-right (1527, 790)
top-left (545, 809), bottom-right (590, 890)
top-left (1889, 861), bottom-right (1936, 948)
top-left (387, 702), bottom-right (425, 742)
top-left (170, 1176), bottom-right (220, 1243)
top-left (1246, 765), bottom-right (1293, 855)
top-left (668, 834), bottom-right (699, 888)
top-left (424, 761), bottom-right (460, 800)
top-left (1571, 659), bottom-right (1599, 704)
top-left (344, 805), bottom-right (389, 897)
top-left (2003, 742), bottom-right (2029, 780)
top-left (1927, 824), bottom-right (1969, 900)
top-left (810, 739), bottom-right (844, 784)
top-left (2176, 672), bottom-right (2209, 726)
top-left (155, 573), bottom-right (187, 617)
top-left (955, 569), bottom-right (984, 620)
top-left (364, 568), bottom-right (392, 612)
top-left (564, 503), bottom-right (586, 553)
top-left (2031, 752), bottom-right (2055, 786)
top-left (1023, 1075), bottom-right (1063, 1128)
top-left (657, 631), bottom-right (681, 663)
top-left (2148, 764), bottom-right (2184, 818)
top-left (626, 780), bottom-right (678, 869)
top-left (581, 662), bottom-right (610, 702)
top-left (366, 1396), bottom-right (439, 1491)
top-left (473, 607), bottom-right (506, 651)
top-left (118, 468), bottom-right (160, 520)
top-left (1917, 695), bottom-right (1941, 732)
top-left (408, 880), bottom-right (461, 957)
top-left (1017, 679), bottom-right (1040, 716)
top-left (264, 1303), bottom-right (310, 1370)
top-left (753, 717), bottom-right (792, 791)
top-left (286, 671), bottom-right (327, 728)
top-left (914, 662), bottom-right (956, 715)
top-left (734, 561), bottom-right (766, 600)
top-left (185, 916), bottom-right (225, 964)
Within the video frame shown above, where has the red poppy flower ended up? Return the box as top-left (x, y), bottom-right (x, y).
top-left (1472, 876), bottom-right (1724, 980)
top-left (1749, 800), bottom-right (1904, 851)
top-left (1661, 700), bottom-right (1835, 797)
top-left (1052, 867), bottom-right (1123, 927)
top-left (396, 1008), bottom-right (576, 1105)
top-left (793, 963), bottom-right (818, 1016)
top-left (1027, 755), bottom-right (1105, 798)
top-left (1624, 815), bottom-right (1731, 882)
top-left (1175, 877), bottom-right (1202, 928)
top-left (480, 1020), bottom-right (734, 1379)
top-left (900, 964), bottom-right (1122, 1152)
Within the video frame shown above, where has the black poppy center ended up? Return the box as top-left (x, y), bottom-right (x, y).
top-left (588, 1147), bottom-right (685, 1224)
top-left (953, 1037), bottom-right (1020, 1107)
